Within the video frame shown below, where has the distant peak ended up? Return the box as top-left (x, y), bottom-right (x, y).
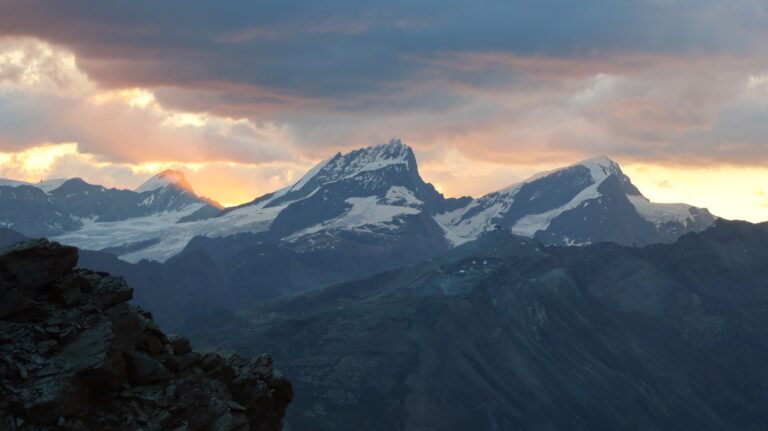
top-left (573, 156), bottom-right (621, 172)
top-left (497, 156), bottom-right (623, 194)
top-left (136, 169), bottom-right (194, 194)
top-left (158, 169), bottom-right (185, 179)
top-left (360, 138), bottom-right (414, 160)
top-left (318, 139), bottom-right (415, 174)
top-left (339, 139), bottom-right (415, 168)
top-left (345, 138), bottom-right (412, 159)
top-left (63, 177), bottom-right (88, 185)
top-left (572, 156), bottom-right (623, 183)
top-left (272, 139), bottom-right (417, 198)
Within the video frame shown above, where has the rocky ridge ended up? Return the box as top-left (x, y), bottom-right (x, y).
top-left (0, 239), bottom-right (292, 430)
top-left (185, 221), bottom-right (768, 430)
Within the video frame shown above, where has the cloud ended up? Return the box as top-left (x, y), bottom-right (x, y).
top-left (1, 0), bottom-right (766, 99)
top-left (1, 3), bottom-right (766, 163)
top-left (756, 190), bottom-right (768, 209)
top-left (0, 1), bottom-right (767, 219)
top-left (0, 38), bottom-right (92, 96)
top-left (0, 38), bottom-right (301, 164)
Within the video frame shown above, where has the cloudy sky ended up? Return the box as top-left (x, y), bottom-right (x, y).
top-left (0, 0), bottom-right (767, 221)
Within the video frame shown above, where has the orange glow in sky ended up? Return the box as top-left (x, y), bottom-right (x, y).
top-left (1, 142), bottom-right (767, 223)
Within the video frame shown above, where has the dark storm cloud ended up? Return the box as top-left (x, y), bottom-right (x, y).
top-left (1, 0), bottom-right (766, 104)
top-left (1, 0), bottom-right (767, 169)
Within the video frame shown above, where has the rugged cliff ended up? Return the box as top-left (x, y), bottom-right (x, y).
top-left (0, 239), bottom-right (292, 430)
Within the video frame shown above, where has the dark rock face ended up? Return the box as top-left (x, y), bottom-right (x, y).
top-left (0, 239), bottom-right (292, 430)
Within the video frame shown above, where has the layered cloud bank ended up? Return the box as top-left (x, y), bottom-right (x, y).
top-left (0, 1), bottom-right (766, 219)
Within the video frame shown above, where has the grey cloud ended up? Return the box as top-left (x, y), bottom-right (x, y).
top-left (0, 0), bottom-right (767, 168)
top-left (1, 0), bottom-right (766, 102)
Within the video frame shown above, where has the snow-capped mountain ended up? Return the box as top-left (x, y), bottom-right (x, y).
top-left (0, 171), bottom-right (221, 238)
top-left (58, 140), bottom-right (463, 262)
top-left (437, 156), bottom-right (715, 246)
top-left (222, 139), bottom-right (465, 238)
top-left (3, 140), bottom-right (715, 265)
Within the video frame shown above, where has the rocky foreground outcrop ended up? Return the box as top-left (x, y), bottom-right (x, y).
top-left (0, 239), bottom-right (292, 430)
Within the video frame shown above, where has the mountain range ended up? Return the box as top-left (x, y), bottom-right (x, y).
top-left (0, 139), bottom-right (717, 326)
top-left (2, 139), bottom-right (714, 262)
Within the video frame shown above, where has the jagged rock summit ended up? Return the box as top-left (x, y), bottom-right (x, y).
top-left (0, 239), bottom-right (292, 430)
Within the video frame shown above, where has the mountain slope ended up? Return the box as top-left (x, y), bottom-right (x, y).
top-left (437, 157), bottom-right (714, 246)
top-left (183, 220), bottom-right (768, 430)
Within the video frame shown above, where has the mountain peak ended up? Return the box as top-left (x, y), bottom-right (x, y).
top-left (349, 138), bottom-right (413, 162)
top-left (497, 156), bottom-right (621, 195)
top-left (136, 169), bottom-right (194, 194)
top-left (383, 138), bottom-right (405, 149)
top-left (285, 139), bottom-right (416, 194)
top-left (572, 156), bottom-right (622, 183)
top-left (575, 155), bottom-right (619, 169)
top-left (48, 177), bottom-right (104, 195)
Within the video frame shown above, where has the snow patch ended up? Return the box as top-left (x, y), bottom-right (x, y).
top-left (53, 200), bottom-right (290, 263)
top-left (53, 204), bottom-right (207, 263)
top-left (385, 186), bottom-right (423, 207)
top-left (288, 195), bottom-right (420, 240)
top-left (627, 194), bottom-right (696, 227)
top-left (436, 199), bottom-right (510, 246)
top-left (577, 156), bottom-right (621, 184)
